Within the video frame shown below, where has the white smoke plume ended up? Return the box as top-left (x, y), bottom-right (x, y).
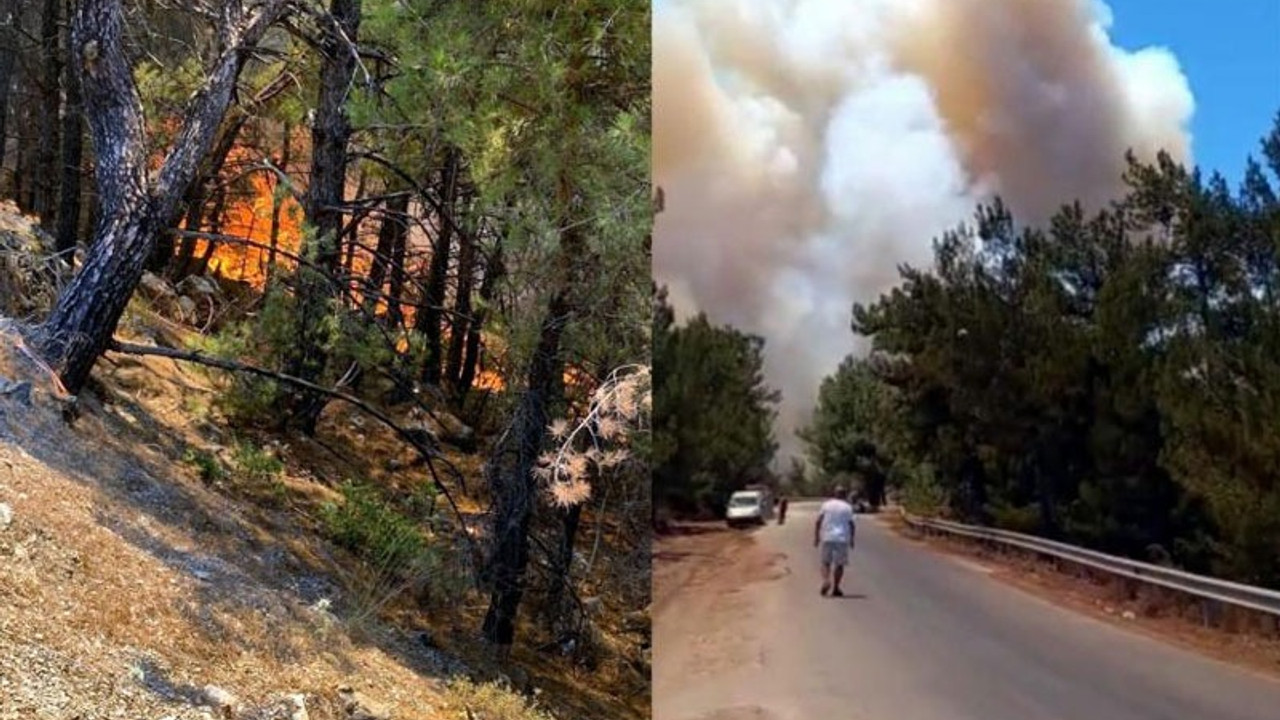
top-left (653, 0), bottom-right (1195, 462)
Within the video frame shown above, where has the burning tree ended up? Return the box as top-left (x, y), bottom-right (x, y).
top-left (33, 0), bottom-right (292, 393)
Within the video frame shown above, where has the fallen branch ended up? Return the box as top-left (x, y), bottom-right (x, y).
top-left (106, 338), bottom-right (483, 587)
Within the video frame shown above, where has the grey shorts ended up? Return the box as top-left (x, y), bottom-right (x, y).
top-left (820, 540), bottom-right (849, 567)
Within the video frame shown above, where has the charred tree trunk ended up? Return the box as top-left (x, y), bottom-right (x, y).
top-left (446, 193), bottom-right (476, 395)
top-left (544, 502), bottom-right (583, 632)
top-left (481, 295), bottom-right (570, 653)
top-left (14, 89), bottom-right (33, 211)
top-left (54, 0), bottom-right (83, 254)
top-left (342, 167), bottom-right (367, 279)
top-left (34, 0), bottom-right (61, 226)
top-left (418, 146), bottom-right (460, 386)
top-left (482, 179), bottom-right (586, 654)
top-left (457, 241), bottom-right (503, 402)
top-left (284, 0), bottom-right (361, 434)
top-left (194, 187), bottom-right (229, 276)
top-left (166, 114), bottom-right (246, 276)
top-left (267, 120), bottom-right (292, 278)
top-left (34, 0), bottom-right (289, 395)
top-left (0, 0), bottom-right (18, 180)
top-left (364, 190), bottom-right (409, 321)
top-left (387, 200), bottom-right (409, 330)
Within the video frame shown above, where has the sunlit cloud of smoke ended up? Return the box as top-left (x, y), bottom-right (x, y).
top-left (653, 0), bottom-right (1194, 462)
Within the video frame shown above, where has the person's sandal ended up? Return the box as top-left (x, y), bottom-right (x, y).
top-left (820, 582), bottom-right (831, 596)
top-left (832, 588), bottom-right (844, 598)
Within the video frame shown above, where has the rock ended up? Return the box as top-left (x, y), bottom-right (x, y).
top-left (139, 272), bottom-right (176, 300)
top-left (201, 685), bottom-right (239, 718)
top-left (178, 275), bottom-right (219, 299)
top-left (0, 377), bottom-right (32, 406)
top-left (282, 693), bottom-right (309, 720)
top-left (338, 687), bottom-right (390, 720)
top-left (1122, 610), bottom-right (1136, 620)
top-left (177, 295), bottom-right (198, 319)
top-left (434, 411), bottom-right (476, 452)
top-left (0, 503), bottom-right (11, 530)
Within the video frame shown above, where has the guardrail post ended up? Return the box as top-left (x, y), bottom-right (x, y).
top-left (1201, 599), bottom-right (1223, 629)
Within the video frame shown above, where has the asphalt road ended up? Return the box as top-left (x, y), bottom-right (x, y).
top-left (654, 500), bottom-right (1280, 720)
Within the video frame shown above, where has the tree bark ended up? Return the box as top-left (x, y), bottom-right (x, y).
top-left (364, 190), bottom-right (409, 320)
top-left (386, 196), bottom-right (409, 330)
top-left (35, 0), bottom-right (289, 394)
top-left (167, 114), bottom-right (246, 276)
top-left (457, 241), bottom-right (503, 401)
top-left (267, 120), bottom-right (292, 278)
top-left (34, 0), bottom-right (61, 226)
top-left (446, 193), bottom-right (477, 393)
top-left (482, 177), bottom-right (585, 653)
top-left (418, 146), bottom-right (460, 386)
top-left (54, 0), bottom-right (83, 254)
top-left (545, 502), bottom-right (583, 632)
top-left (284, 0), bottom-right (361, 434)
top-left (0, 0), bottom-right (19, 180)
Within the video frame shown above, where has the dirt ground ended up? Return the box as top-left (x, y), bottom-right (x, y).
top-left (652, 522), bottom-right (792, 720)
top-left (654, 523), bottom-right (783, 617)
top-left (887, 514), bottom-right (1280, 680)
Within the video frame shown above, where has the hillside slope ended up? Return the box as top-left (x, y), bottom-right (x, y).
top-left (0, 322), bottom-right (471, 719)
top-left (0, 205), bottom-right (647, 720)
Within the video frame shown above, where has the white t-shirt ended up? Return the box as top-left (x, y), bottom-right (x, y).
top-left (818, 498), bottom-right (855, 543)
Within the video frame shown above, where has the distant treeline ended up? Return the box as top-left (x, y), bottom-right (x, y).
top-left (652, 287), bottom-right (780, 520)
top-left (802, 113), bottom-right (1280, 588)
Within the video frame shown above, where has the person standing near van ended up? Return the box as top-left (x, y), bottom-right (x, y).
top-left (778, 496), bottom-right (788, 524)
top-left (813, 485), bottom-right (856, 596)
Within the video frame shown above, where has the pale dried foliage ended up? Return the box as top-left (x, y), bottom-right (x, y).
top-left (535, 364), bottom-right (650, 507)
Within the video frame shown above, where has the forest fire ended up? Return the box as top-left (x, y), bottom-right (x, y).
top-left (197, 171), bottom-right (303, 287)
top-left (180, 146), bottom-right (510, 392)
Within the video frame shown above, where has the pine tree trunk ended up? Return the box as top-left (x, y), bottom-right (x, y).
top-left (365, 190), bottom-right (409, 320)
top-left (387, 201), bottom-right (409, 330)
top-left (481, 289), bottom-right (572, 652)
top-left (419, 146), bottom-right (460, 386)
top-left (284, 0), bottom-right (361, 434)
top-left (55, 0), bottom-right (83, 254)
top-left (35, 0), bottom-right (288, 394)
top-left (457, 242), bottom-right (503, 400)
top-left (545, 502), bottom-right (583, 633)
top-left (166, 115), bottom-right (246, 276)
top-left (482, 175), bottom-right (585, 653)
top-left (266, 120), bottom-right (292, 278)
top-left (446, 193), bottom-right (476, 393)
top-left (34, 0), bottom-right (61, 226)
top-left (0, 0), bottom-right (18, 179)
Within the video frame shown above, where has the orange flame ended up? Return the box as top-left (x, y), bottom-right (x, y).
top-left (172, 136), bottom-right (509, 391)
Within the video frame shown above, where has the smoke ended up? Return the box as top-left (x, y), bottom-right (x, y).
top-left (653, 0), bottom-right (1194, 462)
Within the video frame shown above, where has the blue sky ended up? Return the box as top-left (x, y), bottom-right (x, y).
top-left (1105, 0), bottom-right (1280, 186)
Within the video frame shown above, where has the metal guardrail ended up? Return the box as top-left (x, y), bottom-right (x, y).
top-left (902, 513), bottom-right (1280, 618)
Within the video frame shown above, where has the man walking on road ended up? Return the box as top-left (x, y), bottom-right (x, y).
top-left (814, 485), bottom-right (856, 597)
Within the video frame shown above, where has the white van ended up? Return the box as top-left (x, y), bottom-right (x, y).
top-left (725, 489), bottom-right (770, 528)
